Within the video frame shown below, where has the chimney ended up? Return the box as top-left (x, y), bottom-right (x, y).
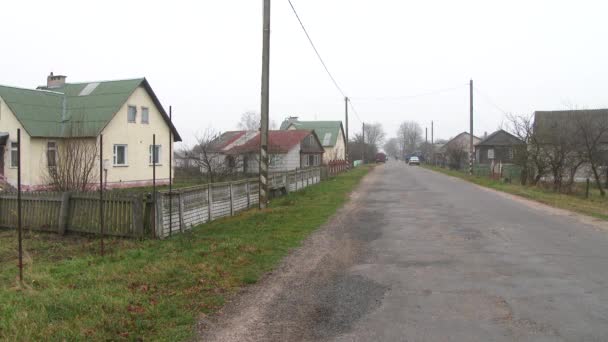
top-left (484, 131), bottom-right (488, 139)
top-left (46, 72), bottom-right (67, 89)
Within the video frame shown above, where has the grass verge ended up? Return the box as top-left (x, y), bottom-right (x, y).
top-left (423, 164), bottom-right (608, 220)
top-left (0, 166), bottom-right (372, 341)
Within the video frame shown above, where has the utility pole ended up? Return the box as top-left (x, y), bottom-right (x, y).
top-left (345, 96), bottom-right (349, 166)
top-left (425, 127), bottom-right (428, 143)
top-left (431, 121), bottom-right (434, 145)
top-left (259, 0), bottom-right (271, 209)
top-left (431, 121), bottom-right (434, 165)
top-left (469, 79), bottom-right (474, 175)
top-left (361, 122), bottom-right (365, 163)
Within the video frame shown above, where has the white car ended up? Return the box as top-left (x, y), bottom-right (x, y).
top-left (409, 156), bottom-right (420, 165)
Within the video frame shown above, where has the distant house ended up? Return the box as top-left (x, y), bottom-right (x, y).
top-left (437, 132), bottom-right (481, 168)
top-left (206, 130), bottom-right (324, 174)
top-left (0, 73), bottom-right (181, 190)
top-left (475, 130), bottom-right (525, 165)
top-left (280, 117), bottom-right (346, 162)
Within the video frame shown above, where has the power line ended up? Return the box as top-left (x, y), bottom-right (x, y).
top-left (352, 84), bottom-right (467, 102)
top-left (473, 87), bottom-right (510, 115)
top-left (348, 100), bottom-right (363, 124)
top-left (287, 0), bottom-right (346, 98)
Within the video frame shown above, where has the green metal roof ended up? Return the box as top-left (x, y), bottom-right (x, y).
top-left (0, 78), bottom-right (181, 141)
top-left (284, 121), bottom-right (344, 147)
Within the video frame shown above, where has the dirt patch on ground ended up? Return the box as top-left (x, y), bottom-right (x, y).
top-left (196, 168), bottom-right (382, 342)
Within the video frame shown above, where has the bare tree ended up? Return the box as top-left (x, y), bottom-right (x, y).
top-left (576, 111), bottom-right (608, 196)
top-left (43, 138), bottom-right (99, 191)
top-left (506, 113), bottom-right (536, 185)
top-left (536, 114), bottom-right (582, 192)
top-left (445, 140), bottom-right (468, 170)
top-left (383, 138), bottom-right (399, 159)
top-left (237, 111), bottom-right (276, 131)
top-left (190, 128), bottom-right (231, 183)
top-left (237, 111), bottom-right (259, 131)
top-left (397, 121), bottom-right (423, 156)
top-left (363, 122), bottom-right (386, 149)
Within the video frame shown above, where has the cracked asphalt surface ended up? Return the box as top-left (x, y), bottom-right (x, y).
top-left (199, 161), bottom-right (608, 341)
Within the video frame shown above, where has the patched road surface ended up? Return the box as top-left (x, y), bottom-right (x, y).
top-left (199, 162), bottom-right (608, 341)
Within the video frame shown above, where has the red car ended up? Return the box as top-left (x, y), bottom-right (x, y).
top-left (375, 153), bottom-right (387, 163)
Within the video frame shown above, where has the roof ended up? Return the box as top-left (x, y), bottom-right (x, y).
top-left (283, 121), bottom-right (344, 147)
top-left (534, 109), bottom-right (608, 144)
top-left (0, 78), bottom-right (181, 141)
top-left (208, 131), bottom-right (247, 151)
top-left (209, 130), bottom-right (324, 154)
top-left (440, 132), bottom-right (481, 152)
top-left (475, 129), bottom-right (524, 147)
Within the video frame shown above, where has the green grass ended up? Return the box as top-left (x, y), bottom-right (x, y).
top-left (423, 164), bottom-right (608, 220)
top-left (0, 166), bottom-right (372, 341)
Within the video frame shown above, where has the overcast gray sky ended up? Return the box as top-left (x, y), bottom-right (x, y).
top-left (1, 0), bottom-right (607, 147)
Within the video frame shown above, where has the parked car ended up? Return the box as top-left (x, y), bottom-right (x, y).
top-left (409, 156), bottom-right (420, 165)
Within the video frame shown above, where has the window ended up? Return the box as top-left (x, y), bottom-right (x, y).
top-left (10, 142), bottom-right (18, 168)
top-left (308, 155), bottom-right (315, 167)
top-left (487, 148), bottom-right (495, 160)
top-left (149, 145), bottom-right (161, 165)
top-left (113, 145), bottom-right (128, 166)
top-left (47, 142), bottom-right (57, 167)
top-left (127, 106), bottom-right (137, 123)
top-left (270, 155), bottom-right (283, 167)
top-left (508, 148), bottom-right (514, 160)
top-left (141, 107), bottom-right (149, 124)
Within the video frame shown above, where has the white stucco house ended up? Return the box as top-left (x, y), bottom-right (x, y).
top-left (0, 73), bottom-right (181, 190)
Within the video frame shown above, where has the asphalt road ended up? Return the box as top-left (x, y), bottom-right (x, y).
top-left (200, 161), bottom-right (608, 342)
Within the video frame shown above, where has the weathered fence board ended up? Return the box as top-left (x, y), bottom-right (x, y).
top-left (0, 191), bottom-right (144, 237)
top-left (154, 168), bottom-right (321, 239)
top-left (0, 168), bottom-right (323, 239)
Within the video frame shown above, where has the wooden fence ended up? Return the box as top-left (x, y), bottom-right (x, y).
top-left (0, 191), bottom-right (145, 237)
top-left (0, 167), bottom-right (323, 239)
top-left (154, 168), bottom-right (321, 239)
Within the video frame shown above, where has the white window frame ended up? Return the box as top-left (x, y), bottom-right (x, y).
top-left (487, 148), bottom-right (495, 160)
top-left (47, 141), bottom-right (57, 167)
top-left (149, 145), bottom-right (162, 165)
top-left (141, 107), bottom-right (149, 124)
top-left (127, 106), bottom-right (137, 123)
top-left (113, 144), bottom-right (128, 166)
top-left (10, 142), bottom-right (18, 168)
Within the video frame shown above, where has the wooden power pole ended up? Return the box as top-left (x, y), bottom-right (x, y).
top-left (361, 122), bottom-right (365, 163)
top-left (259, 0), bottom-right (271, 209)
top-left (469, 79), bottom-right (474, 175)
top-left (345, 96), bottom-right (349, 166)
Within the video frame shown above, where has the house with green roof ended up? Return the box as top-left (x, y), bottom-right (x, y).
top-left (0, 73), bottom-right (181, 190)
top-left (280, 117), bottom-right (346, 163)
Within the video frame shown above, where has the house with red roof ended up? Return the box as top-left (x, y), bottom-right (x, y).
top-left (206, 130), bottom-right (324, 174)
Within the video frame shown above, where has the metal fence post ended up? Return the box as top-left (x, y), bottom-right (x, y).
top-left (207, 185), bottom-right (213, 222)
top-left (246, 181), bottom-right (251, 208)
top-left (99, 133), bottom-right (104, 256)
top-left (229, 182), bottom-right (234, 216)
top-left (178, 192), bottom-right (185, 232)
top-left (17, 128), bottom-right (23, 282)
